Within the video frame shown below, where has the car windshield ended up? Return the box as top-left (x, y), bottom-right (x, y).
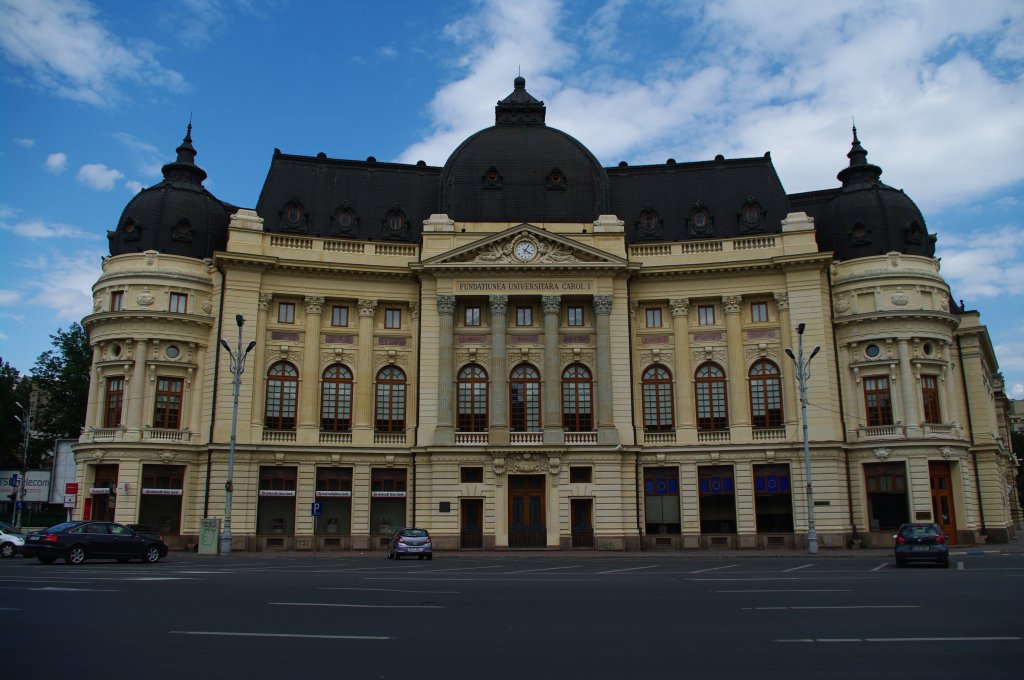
top-left (400, 529), bottom-right (428, 537)
top-left (900, 525), bottom-right (940, 538)
top-left (45, 522), bottom-right (79, 533)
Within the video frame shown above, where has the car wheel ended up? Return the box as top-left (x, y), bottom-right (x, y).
top-left (38, 556), bottom-right (56, 564)
top-left (66, 545), bottom-right (87, 565)
top-left (144, 546), bottom-right (161, 563)
top-left (0, 542), bottom-right (14, 558)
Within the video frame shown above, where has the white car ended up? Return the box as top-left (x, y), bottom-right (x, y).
top-left (0, 521), bottom-right (26, 558)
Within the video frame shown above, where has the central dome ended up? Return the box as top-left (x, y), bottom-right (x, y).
top-left (440, 77), bottom-right (609, 223)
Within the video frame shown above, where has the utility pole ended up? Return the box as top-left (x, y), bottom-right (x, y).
top-left (12, 400), bottom-right (32, 530)
top-left (786, 323), bottom-right (821, 555)
top-left (219, 314), bottom-right (256, 556)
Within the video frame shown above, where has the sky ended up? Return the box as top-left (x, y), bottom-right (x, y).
top-left (0, 0), bottom-right (1022, 397)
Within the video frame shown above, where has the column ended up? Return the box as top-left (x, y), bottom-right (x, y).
top-left (722, 296), bottom-right (750, 434)
top-left (541, 295), bottom-right (562, 444)
top-left (126, 338), bottom-right (148, 440)
top-left (940, 342), bottom-right (954, 428)
top-left (774, 293), bottom-right (798, 429)
top-left (593, 295), bottom-right (617, 444)
top-left (249, 293), bottom-right (272, 429)
top-left (489, 295), bottom-right (509, 445)
top-left (353, 299), bottom-right (377, 445)
top-left (670, 298), bottom-right (694, 434)
top-left (298, 295), bottom-right (324, 442)
top-left (434, 295), bottom-right (457, 445)
top-left (187, 346), bottom-right (205, 439)
top-left (897, 339), bottom-right (920, 435)
top-left (87, 345), bottom-right (102, 429)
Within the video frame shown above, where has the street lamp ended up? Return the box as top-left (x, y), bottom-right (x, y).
top-left (219, 314), bottom-right (255, 556)
top-left (785, 323), bottom-right (821, 555)
top-left (12, 400), bottom-right (31, 529)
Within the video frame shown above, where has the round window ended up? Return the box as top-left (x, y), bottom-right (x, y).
top-left (166, 346), bottom-right (180, 359)
top-left (110, 344), bottom-right (122, 357)
top-left (865, 344), bottom-right (880, 358)
top-left (922, 342), bottom-right (933, 356)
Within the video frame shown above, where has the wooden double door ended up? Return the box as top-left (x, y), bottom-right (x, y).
top-left (929, 461), bottom-right (958, 543)
top-left (509, 475), bottom-right (546, 548)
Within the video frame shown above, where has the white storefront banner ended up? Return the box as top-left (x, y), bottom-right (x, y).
top-left (258, 490), bottom-right (296, 497)
top-left (371, 491), bottom-right (406, 498)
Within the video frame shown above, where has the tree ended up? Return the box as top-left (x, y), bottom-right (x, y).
top-left (0, 358), bottom-right (31, 469)
top-left (30, 323), bottom-right (91, 462)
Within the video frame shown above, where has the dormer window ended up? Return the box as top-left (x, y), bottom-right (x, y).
top-left (281, 200), bottom-right (306, 231)
top-left (123, 218), bottom-right (139, 241)
top-left (641, 210), bottom-right (659, 233)
top-left (546, 168), bottom-right (567, 190)
top-left (689, 204), bottom-right (712, 237)
top-left (171, 218), bottom-right (193, 242)
top-left (851, 222), bottom-right (871, 246)
top-left (332, 205), bottom-right (358, 236)
top-left (286, 204), bottom-right (303, 224)
top-left (744, 205), bottom-right (760, 224)
top-left (482, 166), bottom-right (503, 189)
top-left (384, 208), bottom-right (408, 236)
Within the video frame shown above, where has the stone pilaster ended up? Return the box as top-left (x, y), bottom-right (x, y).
top-left (593, 295), bottom-right (618, 444)
top-left (670, 298), bottom-right (694, 433)
top-left (434, 295), bottom-right (457, 445)
top-left (298, 295), bottom-right (324, 442)
top-left (722, 296), bottom-right (749, 433)
top-left (541, 295), bottom-right (562, 444)
top-left (126, 339), bottom-right (147, 440)
top-left (898, 339), bottom-right (920, 435)
top-left (489, 295), bottom-right (509, 445)
top-left (774, 293), bottom-right (798, 428)
top-left (353, 298), bottom-right (377, 445)
top-left (250, 293), bottom-right (272, 429)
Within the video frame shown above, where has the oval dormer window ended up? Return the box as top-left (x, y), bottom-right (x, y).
top-left (286, 204), bottom-right (303, 224)
top-left (743, 204), bottom-right (760, 224)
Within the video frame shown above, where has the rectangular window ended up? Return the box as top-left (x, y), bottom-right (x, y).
top-left (278, 302), bottom-right (295, 324)
top-left (751, 302), bottom-right (768, 323)
top-left (865, 462), bottom-right (909, 530)
top-left (698, 305), bottom-right (715, 326)
top-left (259, 466), bottom-right (297, 491)
top-left (567, 306), bottom-right (584, 327)
top-left (110, 291), bottom-right (124, 312)
top-left (643, 467), bottom-right (680, 534)
top-left (331, 305), bottom-right (349, 327)
top-left (921, 375), bottom-right (941, 424)
top-left (153, 377), bottom-right (183, 429)
top-left (464, 306), bottom-right (481, 326)
top-left (864, 376), bottom-right (894, 427)
top-left (169, 292), bottom-right (187, 314)
top-left (103, 376), bottom-right (124, 428)
top-left (385, 308), bottom-right (401, 329)
top-left (461, 467), bottom-right (484, 484)
top-left (569, 466), bottom-right (592, 483)
top-left (753, 463), bottom-right (793, 533)
top-left (516, 306), bottom-right (533, 326)
top-left (645, 308), bottom-right (662, 328)
top-left (698, 465), bottom-right (737, 534)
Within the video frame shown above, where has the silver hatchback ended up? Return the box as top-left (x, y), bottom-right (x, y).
top-left (386, 527), bottom-right (433, 560)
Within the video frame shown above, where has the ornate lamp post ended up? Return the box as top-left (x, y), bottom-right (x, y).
top-left (219, 314), bottom-right (255, 556)
top-left (786, 323), bottom-right (821, 554)
top-left (12, 400), bottom-right (31, 529)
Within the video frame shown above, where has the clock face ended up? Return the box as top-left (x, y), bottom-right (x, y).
top-left (514, 240), bottom-right (537, 261)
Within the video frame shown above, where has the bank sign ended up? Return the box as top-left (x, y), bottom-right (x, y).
top-left (0, 470), bottom-right (51, 503)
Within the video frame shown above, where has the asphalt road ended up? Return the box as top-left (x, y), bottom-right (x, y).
top-left (2, 551), bottom-right (1023, 679)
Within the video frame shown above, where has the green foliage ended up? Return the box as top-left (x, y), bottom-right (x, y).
top-left (30, 323), bottom-right (91, 458)
top-left (0, 359), bottom-right (30, 469)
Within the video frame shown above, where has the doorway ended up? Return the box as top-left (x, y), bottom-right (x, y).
top-left (508, 475), bottom-right (545, 548)
top-left (571, 498), bottom-right (594, 548)
top-left (929, 461), bottom-right (958, 543)
top-left (460, 499), bottom-right (483, 549)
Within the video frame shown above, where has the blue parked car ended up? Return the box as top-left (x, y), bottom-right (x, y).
top-left (893, 522), bottom-right (949, 568)
top-left (386, 527), bottom-right (433, 560)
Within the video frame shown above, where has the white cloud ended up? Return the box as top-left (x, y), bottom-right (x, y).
top-left (0, 290), bottom-right (21, 305)
top-left (0, 204), bottom-right (18, 220)
top-left (937, 224), bottom-right (1024, 299)
top-left (0, 0), bottom-right (188, 106)
top-left (13, 137), bottom-right (34, 147)
top-left (125, 180), bottom-right (144, 193)
top-left (20, 247), bottom-right (103, 321)
top-left (166, 0), bottom-right (227, 49)
top-left (0, 216), bottom-right (93, 239)
top-left (1009, 383), bottom-right (1024, 399)
top-left (76, 163), bottom-right (123, 190)
top-left (111, 132), bottom-right (163, 177)
top-left (44, 151), bottom-right (67, 174)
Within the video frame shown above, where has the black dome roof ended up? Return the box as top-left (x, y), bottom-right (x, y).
top-left (108, 125), bottom-right (237, 258)
top-left (814, 128), bottom-right (934, 260)
top-left (440, 77), bottom-right (609, 222)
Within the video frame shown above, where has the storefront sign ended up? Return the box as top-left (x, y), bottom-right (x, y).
top-left (90, 487), bottom-right (111, 495)
top-left (258, 490), bottom-right (296, 497)
top-left (142, 488), bottom-right (183, 496)
top-left (316, 490), bottom-right (352, 498)
top-left (457, 281), bottom-right (594, 292)
top-left (65, 482), bottom-right (79, 495)
top-left (371, 491), bottom-right (406, 498)
top-left (0, 469), bottom-right (51, 503)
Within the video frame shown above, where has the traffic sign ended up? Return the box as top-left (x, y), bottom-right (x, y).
top-left (8, 474), bottom-right (17, 486)
top-left (65, 482), bottom-right (79, 495)
top-left (311, 502), bottom-right (322, 517)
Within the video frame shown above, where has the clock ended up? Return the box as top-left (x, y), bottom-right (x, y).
top-left (513, 239), bottom-right (537, 262)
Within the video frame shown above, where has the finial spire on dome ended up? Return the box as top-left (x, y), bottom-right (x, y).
top-left (163, 121), bottom-right (207, 184)
top-left (497, 75), bottom-right (545, 125)
top-left (837, 125), bottom-right (882, 187)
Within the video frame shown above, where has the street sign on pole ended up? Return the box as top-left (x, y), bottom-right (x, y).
top-left (8, 474), bottom-right (17, 486)
top-left (311, 502), bottom-right (322, 517)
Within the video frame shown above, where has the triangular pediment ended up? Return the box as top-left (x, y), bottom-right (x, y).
top-left (421, 224), bottom-right (627, 269)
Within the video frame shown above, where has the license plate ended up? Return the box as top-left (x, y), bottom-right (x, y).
top-left (407, 547), bottom-right (421, 551)
top-left (912, 546), bottom-right (931, 551)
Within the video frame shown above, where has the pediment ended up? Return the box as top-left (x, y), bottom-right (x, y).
top-left (422, 224), bottom-right (626, 268)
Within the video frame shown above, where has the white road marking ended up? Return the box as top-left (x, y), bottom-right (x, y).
top-left (871, 563), bottom-right (889, 572)
top-left (30, 587), bottom-right (121, 592)
top-left (596, 564), bottom-right (662, 574)
top-left (169, 631), bottom-right (390, 640)
top-left (777, 636), bottom-right (1021, 643)
top-left (957, 561), bottom-right (965, 570)
top-left (783, 564), bottom-right (815, 572)
top-left (717, 589), bottom-right (849, 593)
top-left (424, 565), bottom-right (507, 573)
top-left (749, 605), bottom-right (918, 610)
top-left (503, 565), bottom-right (580, 574)
top-left (322, 587), bottom-right (459, 594)
top-left (689, 564), bottom-right (740, 574)
top-left (270, 602), bottom-right (443, 609)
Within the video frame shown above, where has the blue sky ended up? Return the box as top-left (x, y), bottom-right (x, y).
top-left (1, 0), bottom-right (1022, 397)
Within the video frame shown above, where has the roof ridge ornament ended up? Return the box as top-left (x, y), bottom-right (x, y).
top-left (495, 75), bottom-right (546, 126)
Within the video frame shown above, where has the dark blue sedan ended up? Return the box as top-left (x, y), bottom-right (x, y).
top-left (22, 521), bottom-right (168, 565)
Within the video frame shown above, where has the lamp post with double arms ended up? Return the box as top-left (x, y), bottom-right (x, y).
top-left (219, 314), bottom-right (256, 556)
top-left (786, 323), bottom-right (821, 555)
top-left (12, 400), bottom-right (31, 529)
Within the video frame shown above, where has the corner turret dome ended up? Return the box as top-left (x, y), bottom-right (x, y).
top-left (107, 124), bottom-right (237, 258)
top-left (440, 77), bottom-right (609, 223)
top-left (816, 128), bottom-right (935, 260)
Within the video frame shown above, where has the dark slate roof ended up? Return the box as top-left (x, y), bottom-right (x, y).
top-left (607, 155), bottom-right (791, 242)
top-left (254, 154), bottom-right (441, 243)
top-left (108, 125), bottom-right (237, 258)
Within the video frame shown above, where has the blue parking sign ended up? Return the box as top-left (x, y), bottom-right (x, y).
top-left (311, 502), bottom-right (322, 517)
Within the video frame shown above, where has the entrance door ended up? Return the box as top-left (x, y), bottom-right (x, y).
top-left (929, 461), bottom-right (958, 543)
top-left (571, 499), bottom-right (594, 548)
top-left (460, 499), bottom-right (483, 549)
top-left (509, 475), bottom-right (545, 548)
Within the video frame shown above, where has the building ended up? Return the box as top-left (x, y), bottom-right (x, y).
top-left (75, 77), bottom-right (1021, 552)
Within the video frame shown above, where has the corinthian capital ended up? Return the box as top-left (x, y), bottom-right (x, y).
top-left (357, 299), bottom-right (378, 317)
top-left (436, 295), bottom-right (457, 315)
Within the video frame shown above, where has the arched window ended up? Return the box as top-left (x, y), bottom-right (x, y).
top-left (265, 361), bottom-right (298, 430)
top-left (457, 364), bottom-right (488, 432)
top-left (562, 364), bottom-right (593, 432)
top-left (321, 364), bottom-right (353, 432)
top-left (695, 363), bottom-right (728, 431)
top-left (749, 360), bottom-right (783, 429)
top-left (642, 365), bottom-right (674, 432)
top-left (375, 366), bottom-right (406, 433)
top-left (510, 364), bottom-right (541, 432)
